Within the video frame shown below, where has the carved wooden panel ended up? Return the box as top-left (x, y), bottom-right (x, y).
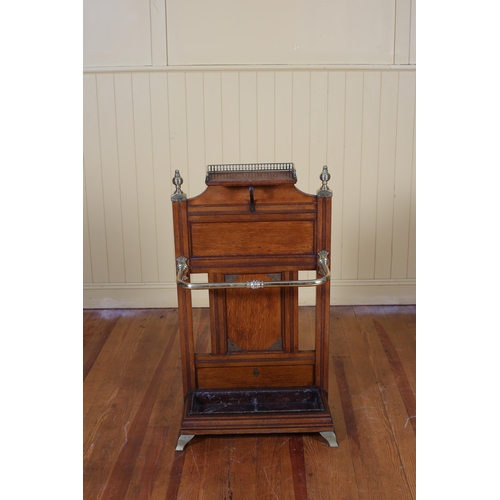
top-left (225, 273), bottom-right (282, 352)
top-left (196, 365), bottom-right (315, 389)
top-left (190, 221), bottom-right (315, 258)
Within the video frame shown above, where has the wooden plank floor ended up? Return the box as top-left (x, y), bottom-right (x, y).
top-left (83, 306), bottom-right (416, 500)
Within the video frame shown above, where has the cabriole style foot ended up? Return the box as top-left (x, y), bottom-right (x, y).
top-left (319, 431), bottom-right (338, 447)
top-left (175, 434), bottom-right (195, 451)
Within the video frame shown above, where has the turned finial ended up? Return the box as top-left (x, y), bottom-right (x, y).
top-left (317, 165), bottom-right (333, 198)
top-left (171, 170), bottom-right (187, 201)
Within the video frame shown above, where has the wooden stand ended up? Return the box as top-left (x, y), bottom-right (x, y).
top-left (171, 163), bottom-right (337, 450)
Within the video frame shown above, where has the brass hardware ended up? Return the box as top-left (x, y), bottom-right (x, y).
top-left (249, 185), bottom-right (256, 212)
top-left (317, 165), bottom-right (333, 198)
top-left (175, 251), bottom-right (331, 290)
top-left (247, 280), bottom-right (264, 289)
top-left (205, 162), bottom-right (297, 182)
top-left (266, 273), bottom-right (281, 282)
top-left (175, 434), bottom-right (195, 451)
top-left (207, 162), bottom-right (295, 174)
top-left (176, 255), bottom-right (188, 275)
top-left (319, 431), bottom-right (339, 447)
top-left (267, 338), bottom-right (283, 351)
top-left (171, 170), bottom-right (187, 201)
top-left (227, 339), bottom-right (243, 352)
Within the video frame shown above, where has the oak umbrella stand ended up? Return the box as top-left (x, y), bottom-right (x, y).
top-left (171, 163), bottom-right (338, 450)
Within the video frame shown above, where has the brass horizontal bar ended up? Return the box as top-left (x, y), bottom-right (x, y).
top-left (176, 251), bottom-right (330, 290)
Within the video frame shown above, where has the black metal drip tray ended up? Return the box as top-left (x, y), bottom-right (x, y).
top-left (189, 388), bottom-right (324, 415)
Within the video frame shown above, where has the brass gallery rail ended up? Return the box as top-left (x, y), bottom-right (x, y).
top-left (83, 305), bottom-right (416, 500)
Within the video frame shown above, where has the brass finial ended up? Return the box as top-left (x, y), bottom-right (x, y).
top-left (171, 170), bottom-right (187, 201)
top-left (317, 165), bottom-right (333, 198)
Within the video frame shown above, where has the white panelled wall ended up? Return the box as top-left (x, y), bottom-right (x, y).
top-left (83, 1), bottom-right (415, 308)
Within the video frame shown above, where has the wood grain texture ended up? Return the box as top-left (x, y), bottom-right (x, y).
top-left (289, 435), bottom-right (308, 500)
top-left (338, 306), bottom-right (414, 499)
top-left (196, 365), bottom-right (315, 389)
top-left (83, 310), bottom-right (154, 425)
top-left (84, 305), bottom-right (415, 499)
top-left (82, 311), bottom-right (121, 381)
top-left (353, 305), bottom-right (416, 496)
top-left (175, 173), bottom-right (334, 439)
top-left (225, 273), bottom-right (282, 351)
top-left (190, 220), bottom-right (315, 258)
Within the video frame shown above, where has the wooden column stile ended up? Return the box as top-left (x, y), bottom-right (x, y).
top-left (208, 274), bottom-right (227, 355)
top-left (282, 270), bottom-right (298, 353)
top-left (171, 200), bottom-right (196, 396)
top-left (315, 195), bottom-right (332, 394)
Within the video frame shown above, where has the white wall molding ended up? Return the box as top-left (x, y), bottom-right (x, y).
top-left (83, 280), bottom-right (416, 309)
top-left (84, 282), bottom-right (179, 309)
top-left (329, 279), bottom-right (416, 305)
top-left (83, 64), bottom-right (416, 75)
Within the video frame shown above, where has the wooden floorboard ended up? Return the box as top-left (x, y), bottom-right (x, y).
top-left (84, 306), bottom-right (416, 499)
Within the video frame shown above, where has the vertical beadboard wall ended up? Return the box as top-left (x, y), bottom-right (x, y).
top-left (83, 67), bottom-right (415, 307)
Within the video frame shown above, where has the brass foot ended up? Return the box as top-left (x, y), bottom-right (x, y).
top-left (175, 434), bottom-right (195, 451)
top-left (319, 431), bottom-right (338, 447)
